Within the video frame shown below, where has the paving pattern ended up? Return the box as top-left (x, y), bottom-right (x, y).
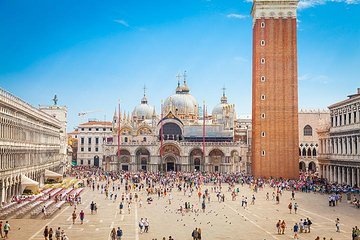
top-left (4, 181), bottom-right (359, 240)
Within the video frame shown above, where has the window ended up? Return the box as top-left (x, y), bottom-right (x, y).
top-left (303, 125), bottom-right (313, 136)
top-left (261, 150), bottom-right (266, 157)
top-left (88, 160), bottom-right (91, 165)
top-left (81, 128), bottom-right (84, 131)
top-left (260, 58), bottom-right (265, 64)
top-left (95, 137), bottom-right (99, 144)
top-left (124, 137), bottom-right (128, 143)
top-left (88, 128), bottom-right (92, 131)
top-left (354, 112), bottom-right (357, 123)
top-left (260, 40), bottom-right (265, 46)
top-left (261, 76), bottom-right (266, 82)
top-left (95, 147), bottom-right (99, 152)
top-left (261, 113), bottom-right (266, 119)
top-left (81, 137), bottom-right (84, 144)
top-left (96, 128), bottom-right (99, 131)
top-left (88, 147), bottom-right (91, 152)
top-left (261, 95), bottom-right (266, 100)
top-left (81, 147), bottom-right (84, 152)
top-left (143, 137), bottom-right (147, 142)
top-left (80, 160), bottom-right (83, 165)
top-left (88, 137), bottom-right (92, 144)
top-left (261, 132), bottom-right (266, 137)
top-left (349, 113), bottom-right (352, 124)
top-left (103, 128), bottom-right (106, 131)
top-left (339, 115), bottom-right (342, 125)
top-left (344, 114), bottom-right (346, 125)
top-left (261, 22), bottom-right (265, 28)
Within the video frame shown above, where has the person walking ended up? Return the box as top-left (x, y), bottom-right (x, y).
top-left (49, 227), bottom-right (53, 240)
top-left (294, 203), bottom-right (298, 214)
top-left (144, 218), bottom-right (149, 233)
top-left (79, 210), bottom-right (85, 224)
top-left (3, 221), bottom-right (10, 239)
top-left (55, 227), bottom-right (61, 240)
top-left (139, 218), bottom-right (144, 233)
top-left (0, 221), bottom-right (3, 239)
top-left (293, 223), bottom-right (299, 239)
top-left (43, 226), bottom-right (49, 240)
top-left (276, 220), bottom-right (281, 234)
top-left (119, 202), bottom-right (123, 214)
top-left (72, 210), bottom-right (77, 224)
top-left (307, 218), bottom-right (312, 233)
top-left (192, 228), bottom-right (199, 240)
top-left (280, 220), bottom-right (286, 235)
top-left (288, 202), bottom-right (293, 214)
top-left (335, 218), bottom-right (340, 232)
top-left (116, 227), bottom-right (123, 240)
top-left (198, 228), bottom-right (202, 240)
top-left (110, 228), bottom-right (116, 240)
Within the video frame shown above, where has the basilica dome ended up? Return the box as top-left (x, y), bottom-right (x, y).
top-left (164, 80), bottom-right (198, 117)
top-left (212, 92), bottom-right (229, 119)
top-left (133, 95), bottom-right (155, 120)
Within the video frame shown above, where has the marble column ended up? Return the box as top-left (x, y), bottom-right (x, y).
top-left (351, 168), bottom-right (356, 187)
top-left (337, 166), bottom-right (341, 184)
top-left (342, 167), bottom-right (346, 184)
top-left (329, 165), bottom-right (333, 182)
top-left (347, 167), bottom-right (351, 185)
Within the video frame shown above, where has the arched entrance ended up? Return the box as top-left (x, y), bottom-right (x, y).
top-left (164, 155), bottom-right (176, 171)
top-left (136, 148), bottom-right (150, 171)
top-left (189, 148), bottom-right (203, 172)
top-left (209, 149), bottom-right (224, 172)
top-left (308, 161), bottom-right (316, 172)
top-left (299, 161), bottom-right (306, 172)
top-left (117, 149), bottom-right (131, 171)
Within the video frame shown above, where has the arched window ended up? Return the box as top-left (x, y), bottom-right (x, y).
top-left (299, 148), bottom-right (302, 156)
top-left (302, 148), bottom-right (306, 157)
top-left (124, 137), bottom-right (128, 143)
top-left (304, 125), bottom-right (313, 136)
top-left (313, 148), bottom-right (317, 157)
top-left (307, 148), bottom-right (312, 157)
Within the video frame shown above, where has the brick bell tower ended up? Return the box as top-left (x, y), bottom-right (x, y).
top-left (251, 0), bottom-right (299, 179)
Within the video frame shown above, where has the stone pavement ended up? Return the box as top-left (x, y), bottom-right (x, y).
top-left (3, 181), bottom-right (359, 240)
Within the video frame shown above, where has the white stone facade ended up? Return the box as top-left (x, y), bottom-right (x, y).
top-left (0, 88), bottom-right (65, 205)
top-left (76, 121), bottom-right (113, 167)
top-left (298, 110), bottom-right (330, 173)
top-left (318, 88), bottom-right (360, 186)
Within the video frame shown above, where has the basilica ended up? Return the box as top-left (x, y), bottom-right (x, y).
top-left (101, 76), bottom-right (249, 173)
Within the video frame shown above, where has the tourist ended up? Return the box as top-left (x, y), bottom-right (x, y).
top-left (116, 227), bottom-right (123, 240)
top-left (198, 228), bottom-right (202, 239)
top-left (192, 228), bottom-right (199, 240)
top-left (119, 202), bottom-right (124, 214)
top-left (72, 210), bottom-right (77, 224)
top-left (49, 227), bottom-right (53, 240)
top-left (79, 210), bottom-right (85, 224)
top-left (3, 221), bottom-right (10, 239)
top-left (139, 218), bottom-right (144, 233)
top-left (144, 218), bottom-right (149, 233)
top-left (276, 220), bottom-right (281, 234)
top-left (90, 201), bottom-right (95, 214)
top-left (294, 202), bottom-right (298, 214)
top-left (55, 227), bottom-right (61, 240)
top-left (110, 228), bottom-right (116, 240)
top-left (288, 202), bottom-right (293, 214)
top-left (43, 226), bottom-right (49, 240)
top-left (335, 218), bottom-right (340, 232)
top-left (307, 218), bottom-right (312, 233)
top-left (280, 220), bottom-right (286, 234)
top-left (293, 223), bottom-right (299, 239)
top-left (0, 221), bottom-right (3, 238)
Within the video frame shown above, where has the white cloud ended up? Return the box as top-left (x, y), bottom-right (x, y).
top-left (227, 13), bottom-right (248, 19)
top-left (114, 19), bottom-right (129, 27)
top-left (298, 0), bottom-right (359, 10)
top-left (299, 73), bottom-right (329, 84)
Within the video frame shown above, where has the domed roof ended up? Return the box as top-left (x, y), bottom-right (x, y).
top-left (212, 89), bottom-right (229, 117)
top-left (164, 75), bottom-right (198, 117)
top-left (133, 89), bottom-right (155, 120)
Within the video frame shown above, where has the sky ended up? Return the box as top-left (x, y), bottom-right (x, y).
top-left (0, 0), bottom-right (359, 131)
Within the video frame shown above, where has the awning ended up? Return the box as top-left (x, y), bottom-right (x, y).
top-left (45, 169), bottom-right (63, 178)
top-left (21, 174), bottom-right (39, 186)
top-left (21, 175), bottom-right (39, 193)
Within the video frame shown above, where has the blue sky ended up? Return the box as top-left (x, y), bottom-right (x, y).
top-left (0, 0), bottom-right (359, 131)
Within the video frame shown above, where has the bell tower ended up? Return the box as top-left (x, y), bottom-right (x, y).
top-left (251, 0), bottom-right (299, 179)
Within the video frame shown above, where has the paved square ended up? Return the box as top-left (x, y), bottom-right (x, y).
top-left (4, 178), bottom-right (359, 240)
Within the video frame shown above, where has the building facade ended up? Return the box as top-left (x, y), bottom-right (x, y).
top-left (298, 110), bottom-right (330, 173)
top-left (251, 0), bottom-right (299, 178)
top-left (98, 78), bottom-right (249, 173)
top-left (0, 88), bottom-right (66, 205)
top-left (318, 88), bottom-right (360, 187)
top-left (76, 121), bottom-right (113, 167)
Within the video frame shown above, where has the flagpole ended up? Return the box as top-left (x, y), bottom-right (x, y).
top-left (160, 100), bottom-right (164, 172)
top-left (117, 99), bottom-right (121, 171)
top-left (202, 101), bottom-right (206, 172)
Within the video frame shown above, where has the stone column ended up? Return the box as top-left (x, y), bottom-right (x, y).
top-left (333, 166), bottom-right (337, 183)
top-left (337, 166), bottom-right (341, 184)
top-left (342, 167), bottom-right (346, 184)
top-left (352, 136), bottom-right (356, 155)
top-left (357, 168), bottom-right (360, 187)
top-left (347, 167), bottom-right (351, 185)
top-left (357, 136), bottom-right (360, 155)
top-left (0, 180), bottom-right (3, 207)
top-left (351, 168), bottom-right (356, 187)
top-left (329, 165), bottom-right (333, 182)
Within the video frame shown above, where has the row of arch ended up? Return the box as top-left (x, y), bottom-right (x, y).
top-left (299, 147), bottom-right (317, 157)
top-left (299, 161), bottom-right (317, 172)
